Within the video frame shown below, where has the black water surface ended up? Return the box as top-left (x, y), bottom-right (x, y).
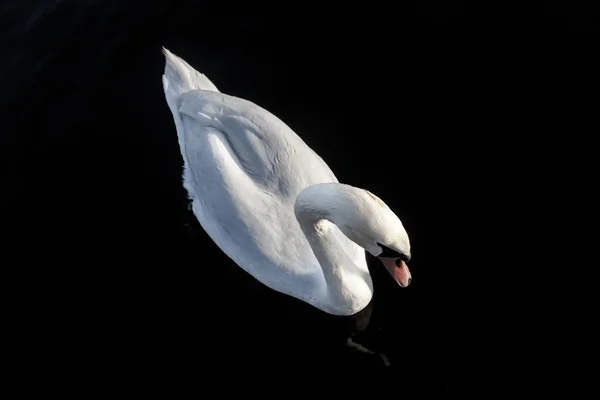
top-left (11, 1), bottom-right (594, 395)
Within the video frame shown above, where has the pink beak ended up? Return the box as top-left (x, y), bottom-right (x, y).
top-left (379, 258), bottom-right (412, 288)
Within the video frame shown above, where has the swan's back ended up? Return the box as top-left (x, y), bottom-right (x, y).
top-left (161, 48), bottom-right (367, 309)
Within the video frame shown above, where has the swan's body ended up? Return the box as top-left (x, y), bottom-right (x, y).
top-left (162, 48), bottom-right (412, 317)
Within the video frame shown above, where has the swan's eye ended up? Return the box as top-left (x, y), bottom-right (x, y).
top-left (395, 258), bottom-right (403, 267)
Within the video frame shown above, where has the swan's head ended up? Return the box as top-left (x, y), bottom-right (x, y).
top-left (296, 183), bottom-right (412, 287)
top-left (323, 186), bottom-right (413, 287)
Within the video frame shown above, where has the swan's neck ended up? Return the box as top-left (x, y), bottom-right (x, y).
top-left (294, 185), bottom-right (373, 315)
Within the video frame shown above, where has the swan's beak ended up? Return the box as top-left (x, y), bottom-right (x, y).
top-left (379, 258), bottom-right (412, 288)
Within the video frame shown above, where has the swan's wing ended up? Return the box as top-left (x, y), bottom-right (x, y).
top-left (172, 89), bottom-right (366, 300)
top-left (178, 90), bottom-right (327, 192)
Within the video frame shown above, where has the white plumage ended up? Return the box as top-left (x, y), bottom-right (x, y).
top-left (161, 47), bottom-right (411, 316)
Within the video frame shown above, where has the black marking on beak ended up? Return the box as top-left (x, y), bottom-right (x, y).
top-left (377, 242), bottom-right (410, 262)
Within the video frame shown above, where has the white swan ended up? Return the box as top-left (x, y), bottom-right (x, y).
top-left (162, 47), bottom-right (412, 317)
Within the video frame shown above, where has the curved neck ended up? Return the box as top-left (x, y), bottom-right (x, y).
top-left (294, 184), bottom-right (373, 315)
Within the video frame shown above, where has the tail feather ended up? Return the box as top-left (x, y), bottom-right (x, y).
top-left (161, 47), bottom-right (218, 194)
top-left (161, 47), bottom-right (219, 97)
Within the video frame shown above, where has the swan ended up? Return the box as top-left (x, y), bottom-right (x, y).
top-left (161, 47), bottom-right (412, 360)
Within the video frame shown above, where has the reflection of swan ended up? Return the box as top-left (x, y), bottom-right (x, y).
top-left (162, 48), bottom-right (412, 318)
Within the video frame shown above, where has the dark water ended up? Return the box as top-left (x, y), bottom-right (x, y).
top-left (8, 1), bottom-right (596, 395)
